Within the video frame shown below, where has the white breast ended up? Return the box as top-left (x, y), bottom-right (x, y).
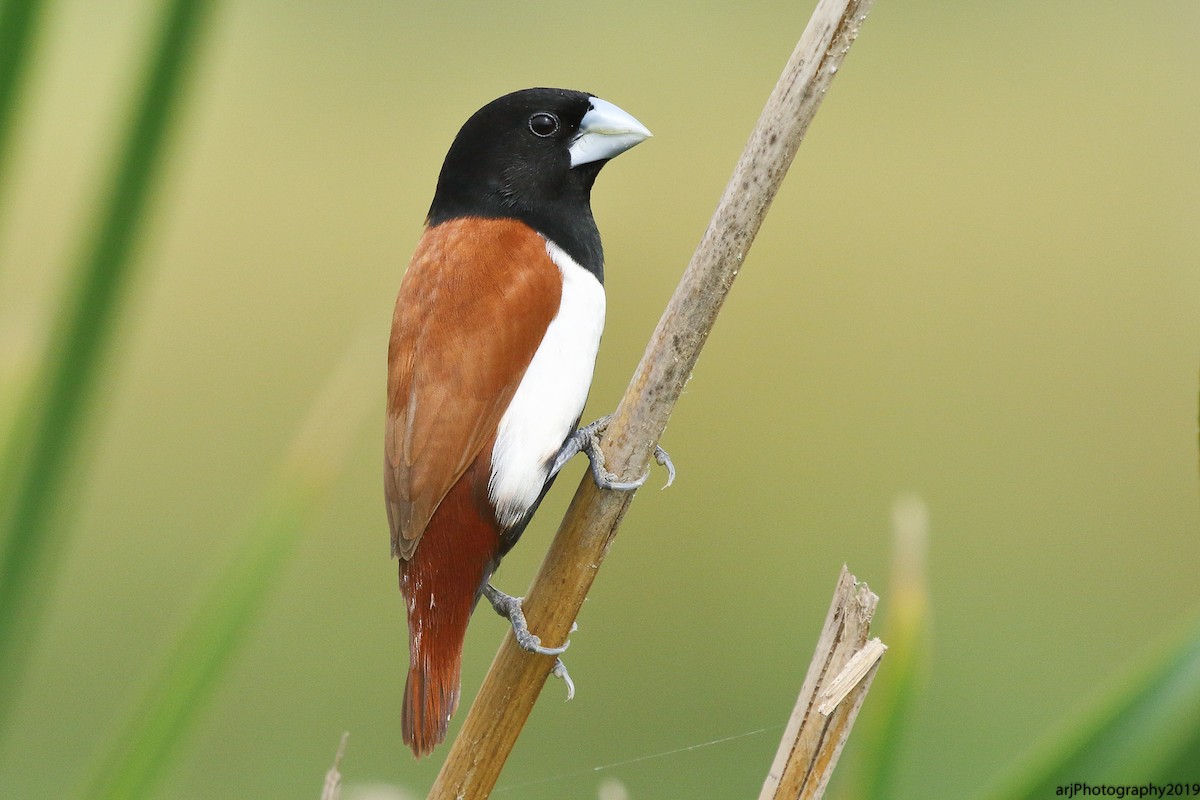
top-left (488, 240), bottom-right (606, 529)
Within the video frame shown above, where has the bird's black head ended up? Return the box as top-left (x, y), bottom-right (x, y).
top-left (427, 88), bottom-right (650, 276)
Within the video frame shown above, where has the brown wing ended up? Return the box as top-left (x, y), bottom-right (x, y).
top-left (385, 217), bottom-right (562, 560)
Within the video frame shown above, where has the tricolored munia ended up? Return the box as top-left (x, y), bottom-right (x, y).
top-left (385, 88), bottom-right (667, 757)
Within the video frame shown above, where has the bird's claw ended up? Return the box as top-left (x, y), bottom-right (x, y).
top-left (553, 658), bottom-right (575, 701)
top-left (483, 584), bottom-right (575, 699)
top-left (653, 443), bottom-right (676, 489)
top-left (551, 414), bottom-right (675, 491)
top-left (482, 584), bottom-right (569, 656)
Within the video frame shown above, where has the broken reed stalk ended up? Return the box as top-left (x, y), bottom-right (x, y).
top-left (428, 0), bottom-right (877, 796)
top-left (321, 732), bottom-right (350, 800)
top-left (759, 567), bottom-right (885, 800)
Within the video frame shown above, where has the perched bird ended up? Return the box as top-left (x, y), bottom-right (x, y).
top-left (385, 88), bottom-right (653, 757)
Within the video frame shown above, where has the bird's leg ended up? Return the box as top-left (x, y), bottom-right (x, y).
top-left (549, 414), bottom-right (676, 490)
top-left (483, 583), bottom-right (575, 699)
top-left (482, 583), bottom-right (569, 656)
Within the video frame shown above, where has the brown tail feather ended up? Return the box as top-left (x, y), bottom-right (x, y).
top-left (398, 457), bottom-right (500, 758)
top-left (401, 632), bottom-right (462, 758)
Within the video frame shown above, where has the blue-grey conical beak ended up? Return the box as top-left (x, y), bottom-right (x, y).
top-left (568, 97), bottom-right (652, 168)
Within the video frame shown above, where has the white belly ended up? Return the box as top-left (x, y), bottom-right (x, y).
top-left (488, 240), bottom-right (606, 529)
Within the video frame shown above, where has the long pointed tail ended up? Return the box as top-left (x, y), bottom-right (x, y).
top-left (398, 466), bottom-right (500, 758)
top-left (401, 614), bottom-right (464, 758)
top-left (400, 548), bottom-right (477, 758)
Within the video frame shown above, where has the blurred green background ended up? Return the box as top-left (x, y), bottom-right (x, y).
top-left (1, 0), bottom-right (1197, 798)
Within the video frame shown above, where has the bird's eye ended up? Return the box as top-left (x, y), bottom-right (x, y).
top-left (528, 112), bottom-right (560, 137)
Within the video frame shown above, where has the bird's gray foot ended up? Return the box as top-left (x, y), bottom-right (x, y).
top-left (550, 414), bottom-right (676, 490)
top-left (482, 583), bottom-right (569, 656)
